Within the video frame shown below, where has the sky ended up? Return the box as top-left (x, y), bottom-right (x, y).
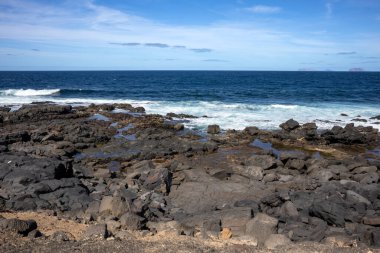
top-left (0, 0), bottom-right (379, 71)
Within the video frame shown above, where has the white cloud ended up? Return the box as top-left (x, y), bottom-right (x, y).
top-left (245, 5), bottom-right (282, 14)
top-left (0, 0), bottom-right (378, 70)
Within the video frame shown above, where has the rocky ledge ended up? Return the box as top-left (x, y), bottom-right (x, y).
top-left (0, 103), bottom-right (379, 252)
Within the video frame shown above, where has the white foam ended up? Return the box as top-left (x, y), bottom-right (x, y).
top-left (0, 95), bottom-right (379, 131)
top-left (270, 104), bottom-right (298, 109)
top-left (0, 89), bottom-right (60, 97)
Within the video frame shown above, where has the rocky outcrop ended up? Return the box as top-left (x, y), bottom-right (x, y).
top-left (0, 103), bottom-right (379, 249)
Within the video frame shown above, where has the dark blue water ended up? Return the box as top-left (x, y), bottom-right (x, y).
top-left (0, 71), bottom-right (379, 105)
top-left (1, 71), bottom-right (379, 130)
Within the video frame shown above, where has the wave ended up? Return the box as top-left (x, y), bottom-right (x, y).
top-left (0, 89), bottom-right (60, 97)
top-left (0, 95), bottom-right (379, 131)
top-left (270, 104), bottom-right (298, 109)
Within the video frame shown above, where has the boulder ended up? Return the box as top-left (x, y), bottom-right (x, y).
top-left (309, 200), bottom-right (347, 227)
top-left (207, 125), bottom-right (221, 134)
top-left (173, 123), bottom-right (184, 131)
top-left (220, 208), bottom-right (253, 236)
top-left (0, 218), bottom-right (37, 236)
top-left (233, 165), bottom-right (263, 180)
top-left (169, 181), bottom-right (252, 214)
top-left (120, 213), bottom-right (144, 230)
top-left (83, 224), bottom-right (108, 239)
top-left (360, 173), bottom-right (379, 184)
top-left (280, 201), bottom-right (299, 218)
top-left (346, 190), bottom-right (371, 206)
top-left (245, 213), bottom-right (278, 246)
top-left (280, 119), bottom-right (300, 132)
top-left (283, 217), bottom-right (327, 242)
top-left (246, 155), bottom-right (276, 170)
top-left (141, 167), bottom-right (171, 193)
top-left (98, 196), bottom-right (130, 217)
top-left (285, 159), bottom-right (305, 171)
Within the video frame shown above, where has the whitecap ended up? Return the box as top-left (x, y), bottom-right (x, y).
top-left (0, 89), bottom-right (60, 97)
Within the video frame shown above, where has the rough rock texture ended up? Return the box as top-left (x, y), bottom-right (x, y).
top-left (0, 104), bottom-right (379, 251)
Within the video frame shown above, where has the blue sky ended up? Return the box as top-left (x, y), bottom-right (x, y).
top-left (0, 0), bottom-right (379, 71)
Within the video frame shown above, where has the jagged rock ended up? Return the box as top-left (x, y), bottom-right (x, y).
top-left (0, 218), bottom-right (37, 236)
top-left (166, 113), bottom-right (198, 119)
top-left (280, 119), bottom-right (300, 131)
top-left (321, 123), bottom-right (379, 145)
top-left (309, 200), bottom-right (347, 227)
top-left (283, 217), bottom-right (327, 242)
top-left (245, 213), bottom-right (278, 246)
top-left (141, 167), bottom-right (171, 193)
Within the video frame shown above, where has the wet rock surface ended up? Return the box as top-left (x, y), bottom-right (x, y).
top-left (0, 103), bottom-right (379, 252)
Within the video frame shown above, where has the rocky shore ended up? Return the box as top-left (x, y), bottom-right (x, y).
top-left (0, 102), bottom-right (379, 252)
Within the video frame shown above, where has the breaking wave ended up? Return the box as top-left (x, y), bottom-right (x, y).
top-left (0, 89), bottom-right (61, 97)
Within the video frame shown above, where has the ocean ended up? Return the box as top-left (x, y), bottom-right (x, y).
top-left (0, 71), bottom-right (379, 131)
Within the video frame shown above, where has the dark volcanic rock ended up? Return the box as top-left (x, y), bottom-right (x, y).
top-left (309, 199), bottom-right (347, 227)
top-left (207, 125), bottom-right (221, 134)
top-left (0, 218), bottom-right (37, 236)
top-left (281, 217), bottom-right (328, 242)
top-left (166, 113), bottom-right (198, 119)
top-left (321, 123), bottom-right (379, 145)
top-left (280, 119), bottom-right (300, 132)
top-left (247, 155), bottom-right (277, 170)
top-left (83, 224), bottom-right (108, 239)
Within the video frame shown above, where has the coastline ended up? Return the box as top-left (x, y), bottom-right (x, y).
top-left (0, 102), bottom-right (379, 252)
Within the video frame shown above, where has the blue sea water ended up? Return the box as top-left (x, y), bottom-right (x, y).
top-left (0, 71), bottom-right (379, 130)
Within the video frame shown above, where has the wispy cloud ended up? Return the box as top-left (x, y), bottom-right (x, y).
top-left (190, 48), bottom-right (213, 53)
top-left (246, 5), bottom-right (282, 14)
top-left (144, 43), bottom-right (169, 48)
top-left (110, 42), bottom-right (141, 46)
top-left (0, 0), bottom-right (378, 70)
top-left (109, 42), bottom-right (211, 52)
top-left (337, 51), bottom-right (357, 55)
top-left (202, 59), bottom-right (228, 62)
